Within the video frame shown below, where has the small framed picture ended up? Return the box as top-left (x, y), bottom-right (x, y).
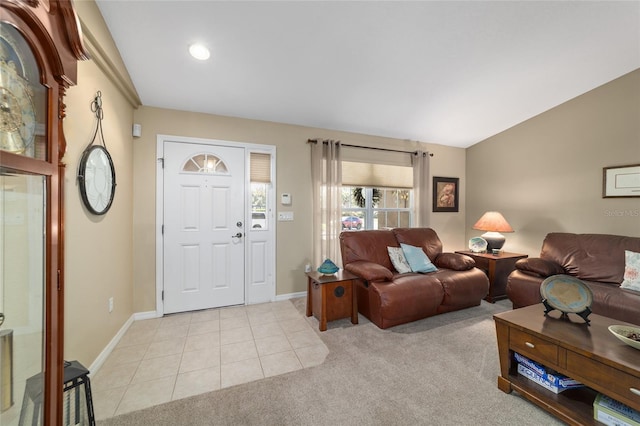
top-left (433, 176), bottom-right (459, 212)
top-left (603, 164), bottom-right (640, 198)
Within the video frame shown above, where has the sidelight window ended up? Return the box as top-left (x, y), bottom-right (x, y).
top-left (250, 152), bottom-right (271, 230)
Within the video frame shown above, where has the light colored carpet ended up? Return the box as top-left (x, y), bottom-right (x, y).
top-left (96, 298), bottom-right (562, 426)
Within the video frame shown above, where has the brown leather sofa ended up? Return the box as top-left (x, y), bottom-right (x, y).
top-left (340, 228), bottom-right (489, 329)
top-left (506, 233), bottom-right (640, 325)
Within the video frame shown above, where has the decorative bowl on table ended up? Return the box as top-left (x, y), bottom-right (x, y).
top-left (608, 325), bottom-right (640, 350)
top-left (317, 258), bottom-right (339, 275)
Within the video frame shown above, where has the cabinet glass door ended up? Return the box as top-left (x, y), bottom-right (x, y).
top-left (0, 173), bottom-right (45, 425)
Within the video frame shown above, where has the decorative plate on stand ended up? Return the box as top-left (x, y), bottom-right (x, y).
top-left (468, 237), bottom-right (488, 253)
top-left (540, 274), bottom-right (593, 324)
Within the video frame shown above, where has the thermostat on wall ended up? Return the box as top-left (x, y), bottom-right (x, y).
top-left (281, 193), bottom-right (291, 205)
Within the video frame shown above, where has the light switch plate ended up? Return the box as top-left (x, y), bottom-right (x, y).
top-left (278, 211), bottom-right (294, 221)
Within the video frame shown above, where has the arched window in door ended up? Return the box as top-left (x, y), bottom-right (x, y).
top-left (182, 154), bottom-right (228, 174)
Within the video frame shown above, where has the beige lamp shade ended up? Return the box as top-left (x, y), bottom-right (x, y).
top-left (473, 212), bottom-right (513, 251)
top-left (473, 211), bottom-right (514, 233)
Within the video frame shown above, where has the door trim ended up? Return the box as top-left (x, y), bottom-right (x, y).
top-left (156, 134), bottom-right (276, 316)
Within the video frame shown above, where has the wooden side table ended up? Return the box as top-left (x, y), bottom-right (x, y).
top-left (306, 270), bottom-right (359, 331)
top-left (456, 251), bottom-right (528, 303)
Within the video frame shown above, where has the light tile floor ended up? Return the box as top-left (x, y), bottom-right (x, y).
top-left (91, 299), bottom-right (329, 420)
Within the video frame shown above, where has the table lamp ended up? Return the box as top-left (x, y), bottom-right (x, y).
top-left (473, 211), bottom-right (514, 251)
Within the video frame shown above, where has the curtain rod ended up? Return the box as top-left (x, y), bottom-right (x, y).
top-left (307, 139), bottom-right (434, 157)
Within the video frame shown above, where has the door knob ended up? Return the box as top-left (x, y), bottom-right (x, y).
top-left (232, 232), bottom-right (243, 238)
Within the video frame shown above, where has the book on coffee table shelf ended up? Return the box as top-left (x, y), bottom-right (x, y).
top-left (593, 393), bottom-right (640, 426)
top-left (514, 352), bottom-right (584, 394)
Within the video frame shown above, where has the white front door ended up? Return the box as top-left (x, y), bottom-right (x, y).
top-left (163, 141), bottom-right (245, 314)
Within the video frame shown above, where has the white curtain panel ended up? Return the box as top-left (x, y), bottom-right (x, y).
top-left (412, 150), bottom-right (430, 227)
top-left (310, 139), bottom-right (343, 268)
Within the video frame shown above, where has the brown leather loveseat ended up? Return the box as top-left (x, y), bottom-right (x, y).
top-left (340, 228), bottom-right (489, 329)
top-left (506, 233), bottom-right (640, 325)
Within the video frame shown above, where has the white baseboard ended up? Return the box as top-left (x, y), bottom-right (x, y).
top-left (88, 315), bottom-right (134, 376)
top-left (88, 310), bottom-right (159, 376)
top-left (135, 310), bottom-right (161, 321)
top-left (274, 291), bottom-right (306, 301)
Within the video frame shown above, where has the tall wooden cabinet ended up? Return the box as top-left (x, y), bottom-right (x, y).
top-left (0, 1), bottom-right (86, 424)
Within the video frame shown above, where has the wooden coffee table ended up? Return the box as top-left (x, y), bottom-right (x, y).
top-left (494, 304), bottom-right (640, 425)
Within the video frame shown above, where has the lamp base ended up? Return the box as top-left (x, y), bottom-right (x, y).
top-left (481, 232), bottom-right (505, 251)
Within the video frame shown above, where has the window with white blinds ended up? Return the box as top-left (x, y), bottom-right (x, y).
top-left (342, 161), bottom-right (412, 189)
top-left (341, 150), bottom-right (414, 231)
top-left (250, 153), bottom-right (271, 183)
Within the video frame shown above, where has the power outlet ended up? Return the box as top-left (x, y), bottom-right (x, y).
top-left (108, 297), bottom-right (114, 313)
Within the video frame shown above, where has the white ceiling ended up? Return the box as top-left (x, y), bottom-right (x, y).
top-left (95, 1), bottom-right (640, 148)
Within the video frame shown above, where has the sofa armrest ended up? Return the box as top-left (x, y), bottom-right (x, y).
top-left (515, 257), bottom-right (565, 278)
top-left (344, 260), bottom-right (393, 282)
top-left (435, 253), bottom-right (475, 271)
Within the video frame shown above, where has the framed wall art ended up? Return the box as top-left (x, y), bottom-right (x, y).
top-left (603, 164), bottom-right (640, 198)
top-left (433, 176), bottom-right (459, 212)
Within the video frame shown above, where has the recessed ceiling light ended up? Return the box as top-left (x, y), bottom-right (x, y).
top-left (189, 43), bottom-right (210, 61)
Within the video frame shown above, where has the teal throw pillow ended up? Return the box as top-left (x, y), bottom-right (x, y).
top-left (400, 243), bottom-right (437, 273)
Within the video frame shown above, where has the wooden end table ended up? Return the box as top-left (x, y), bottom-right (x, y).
top-left (456, 250), bottom-right (527, 303)
top-left (306, 270), bottom-right (358, 332)
top-left (494, 304), bottom-right (640, 425)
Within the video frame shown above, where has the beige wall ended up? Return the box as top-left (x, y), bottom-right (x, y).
top-left (62, 2), bottom-right (137, 366)
top-left (466, 69), bottom-right (640, 257)
top-left (63, 59), bottom-right (135, 366)
top-left (60, 1), bottom-right (639, 369)
top-left (132, 107), bottom-right (468, 312)
top-left (58, 0), bottom-right (468, 366)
